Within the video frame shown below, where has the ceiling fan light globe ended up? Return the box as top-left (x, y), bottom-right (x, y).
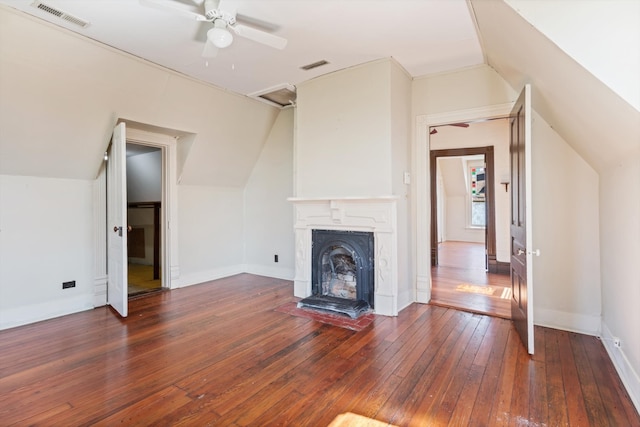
top-left (208, 27), bottom-right (233, 48)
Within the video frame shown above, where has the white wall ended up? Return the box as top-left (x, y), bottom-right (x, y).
top-left (126, 150), bottom-right (163, 265)
top-left (599, 147), bottom-right (640, 408)
top-left (530, 111), bottom-right (601, 334)
top-left (438, 157), bottom-right (485, 244)
top-left (295, 60), bottom-right (393, 198)
top-left (445, 199), bottom-right (484, 244)
top-left (413, 65), bottom-right (516, 115)
top-left (177, 185), bottom-right (245, 287)
top-left (127, 149), bottom-right (162, 203)
top-left (0, 175), bottom-right (94, 329)
top-left (244, 109), bottom-right (295, 280)
top-left (436, 169), bottom-right (447, 242)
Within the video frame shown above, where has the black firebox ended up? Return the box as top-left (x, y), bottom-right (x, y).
top-left (297, 229), bottom-right (374, 318)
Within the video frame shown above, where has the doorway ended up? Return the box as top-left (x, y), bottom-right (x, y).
top-left (428, 120), bottom-right (512, 318)
top-left (126, 143), bottom-right (164, 297)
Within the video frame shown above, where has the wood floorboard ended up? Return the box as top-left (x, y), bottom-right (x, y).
top-left (431, 241), bottom-right (511, 319)
top-left (0, 273), bottom-right (637, 426)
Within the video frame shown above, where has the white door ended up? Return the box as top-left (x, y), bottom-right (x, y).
top-left (107, 122), bottom-right (128, 317)
top-left (509, 84), bottom-right (534, 353)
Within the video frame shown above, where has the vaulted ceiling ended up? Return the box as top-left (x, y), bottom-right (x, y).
top-left (0, 0), bottom-right (637, 182)
top-left (0, 0), bottom-right (484, 101)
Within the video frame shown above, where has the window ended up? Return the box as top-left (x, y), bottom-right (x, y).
top-left (470, 165), bottom-right (486, 227)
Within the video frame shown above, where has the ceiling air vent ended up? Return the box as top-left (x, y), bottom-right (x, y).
top-left (249, 84), bottom-right (297, 108)
top-left (31, 1), bottom-right (90, 28)
top-left (300, 60), bottom-right (329, 71)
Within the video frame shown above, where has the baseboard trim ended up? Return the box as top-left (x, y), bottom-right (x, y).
top-left (601, 322), bottom-right (640, 413)
top-left (245, 264), bottom-right (294, 281)
top-left (533, 307), bottom-right (601, 336)
top-left (0, 295), bottom-right (94, 331)
top-left (93, 275), bottom-right (107, 307)
top-left (177, 264), bottom-right (246, 288)
top-left (416, 275), bottom-right (431, 303)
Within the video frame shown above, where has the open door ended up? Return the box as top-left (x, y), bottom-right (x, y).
top-left (107, 122), bottom-right (128, 317)
top-left (510, 84), bottom-right (533, 353)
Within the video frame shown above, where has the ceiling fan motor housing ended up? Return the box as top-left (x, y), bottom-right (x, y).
top-left (204, 0), bottom-right (236, 25)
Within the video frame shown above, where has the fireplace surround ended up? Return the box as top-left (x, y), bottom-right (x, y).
top-left (289, 197), bottom-right (399, 316)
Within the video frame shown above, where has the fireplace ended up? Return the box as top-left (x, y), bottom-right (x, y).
top-left (289, 197), bottom-right (400, 317)
top-left (298, 229), bottom-right (374, 318)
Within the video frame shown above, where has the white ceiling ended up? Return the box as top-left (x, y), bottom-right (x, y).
top-left (0, 0), bottom-right (484, 101)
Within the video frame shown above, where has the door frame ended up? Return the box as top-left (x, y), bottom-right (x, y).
top-left (414, 103), bottom-right (513, 304)
top-left (93, 123), bottom-right (181, 306)
top-left (430, 146), bottom-right (496, 270)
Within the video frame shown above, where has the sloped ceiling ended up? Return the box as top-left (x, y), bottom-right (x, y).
top-left (0, 0), bottom-right (484, 98)
top-left (505, 0), bottom-right (639, 111)
top-left (439, 157), bottom-right (469, 197)
top-left (470, 0), bottom-right (640, 173)
top-left (0, 7), bottom-right (278, 185)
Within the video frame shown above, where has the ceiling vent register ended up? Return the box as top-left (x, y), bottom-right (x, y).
top-left (30, 1), bottom-right (90, 28)
top-left (300, 60), bottom-right (329, 71)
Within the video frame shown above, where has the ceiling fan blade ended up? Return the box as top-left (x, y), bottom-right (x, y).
top-left (229, 23), bottom-right (287, 50)
top-left (449, 123), bottom-right (470, 128)
top-left (201, 41), bottom-right (218, 58)
top-left (139, 0), bottom-right (209, 21)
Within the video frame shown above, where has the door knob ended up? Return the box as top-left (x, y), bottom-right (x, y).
top-left (517, 249), bottom-right (524, 255)
top-left (113, 226), bottom-right (123, 236)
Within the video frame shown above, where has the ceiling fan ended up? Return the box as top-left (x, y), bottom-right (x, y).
top-left (140, 0), bottom-right (288, 57)
top-left (429, 123), bottom-right (469, 135)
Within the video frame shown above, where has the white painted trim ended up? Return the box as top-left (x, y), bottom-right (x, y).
top-left (93, 164), bottom-right (107, 307)
top-left (601, 321), bottom-right (640, 413)
top-left (414, 103), bottom-right (514, 305)
top-left (245, 265), bottom-right (295, 281)
top-left (425, 103), bottom-right (514, 126)
top-left (0, 296), bottom-right (94, 331)
top-left (178, 265), bottom-right (247, 288)
top-left (534, 308), bottom-right (601, 336)
top-left (414, 115), bottom-right (431, 303)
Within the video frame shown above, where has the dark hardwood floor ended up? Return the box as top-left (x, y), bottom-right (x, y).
top-left (1, 274), bottom-right (637, 426)
top-left (431, 241), bottom-right (511, 319)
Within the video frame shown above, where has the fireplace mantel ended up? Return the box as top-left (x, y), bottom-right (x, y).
top-left (288, 196), bottom-right (399, 316)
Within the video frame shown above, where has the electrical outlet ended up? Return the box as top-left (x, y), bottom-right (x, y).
top-left (613, 338), bottom-right (621, 348)
top-left (274, 254), bottom-right (279, 263)
top-left (62, 280), bottom-right (76, 289)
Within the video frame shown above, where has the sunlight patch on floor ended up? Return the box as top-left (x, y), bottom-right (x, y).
top-left (328, 412), bottom-right (398, 427)
top-left (456, 283), bottom-right (496, 295)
